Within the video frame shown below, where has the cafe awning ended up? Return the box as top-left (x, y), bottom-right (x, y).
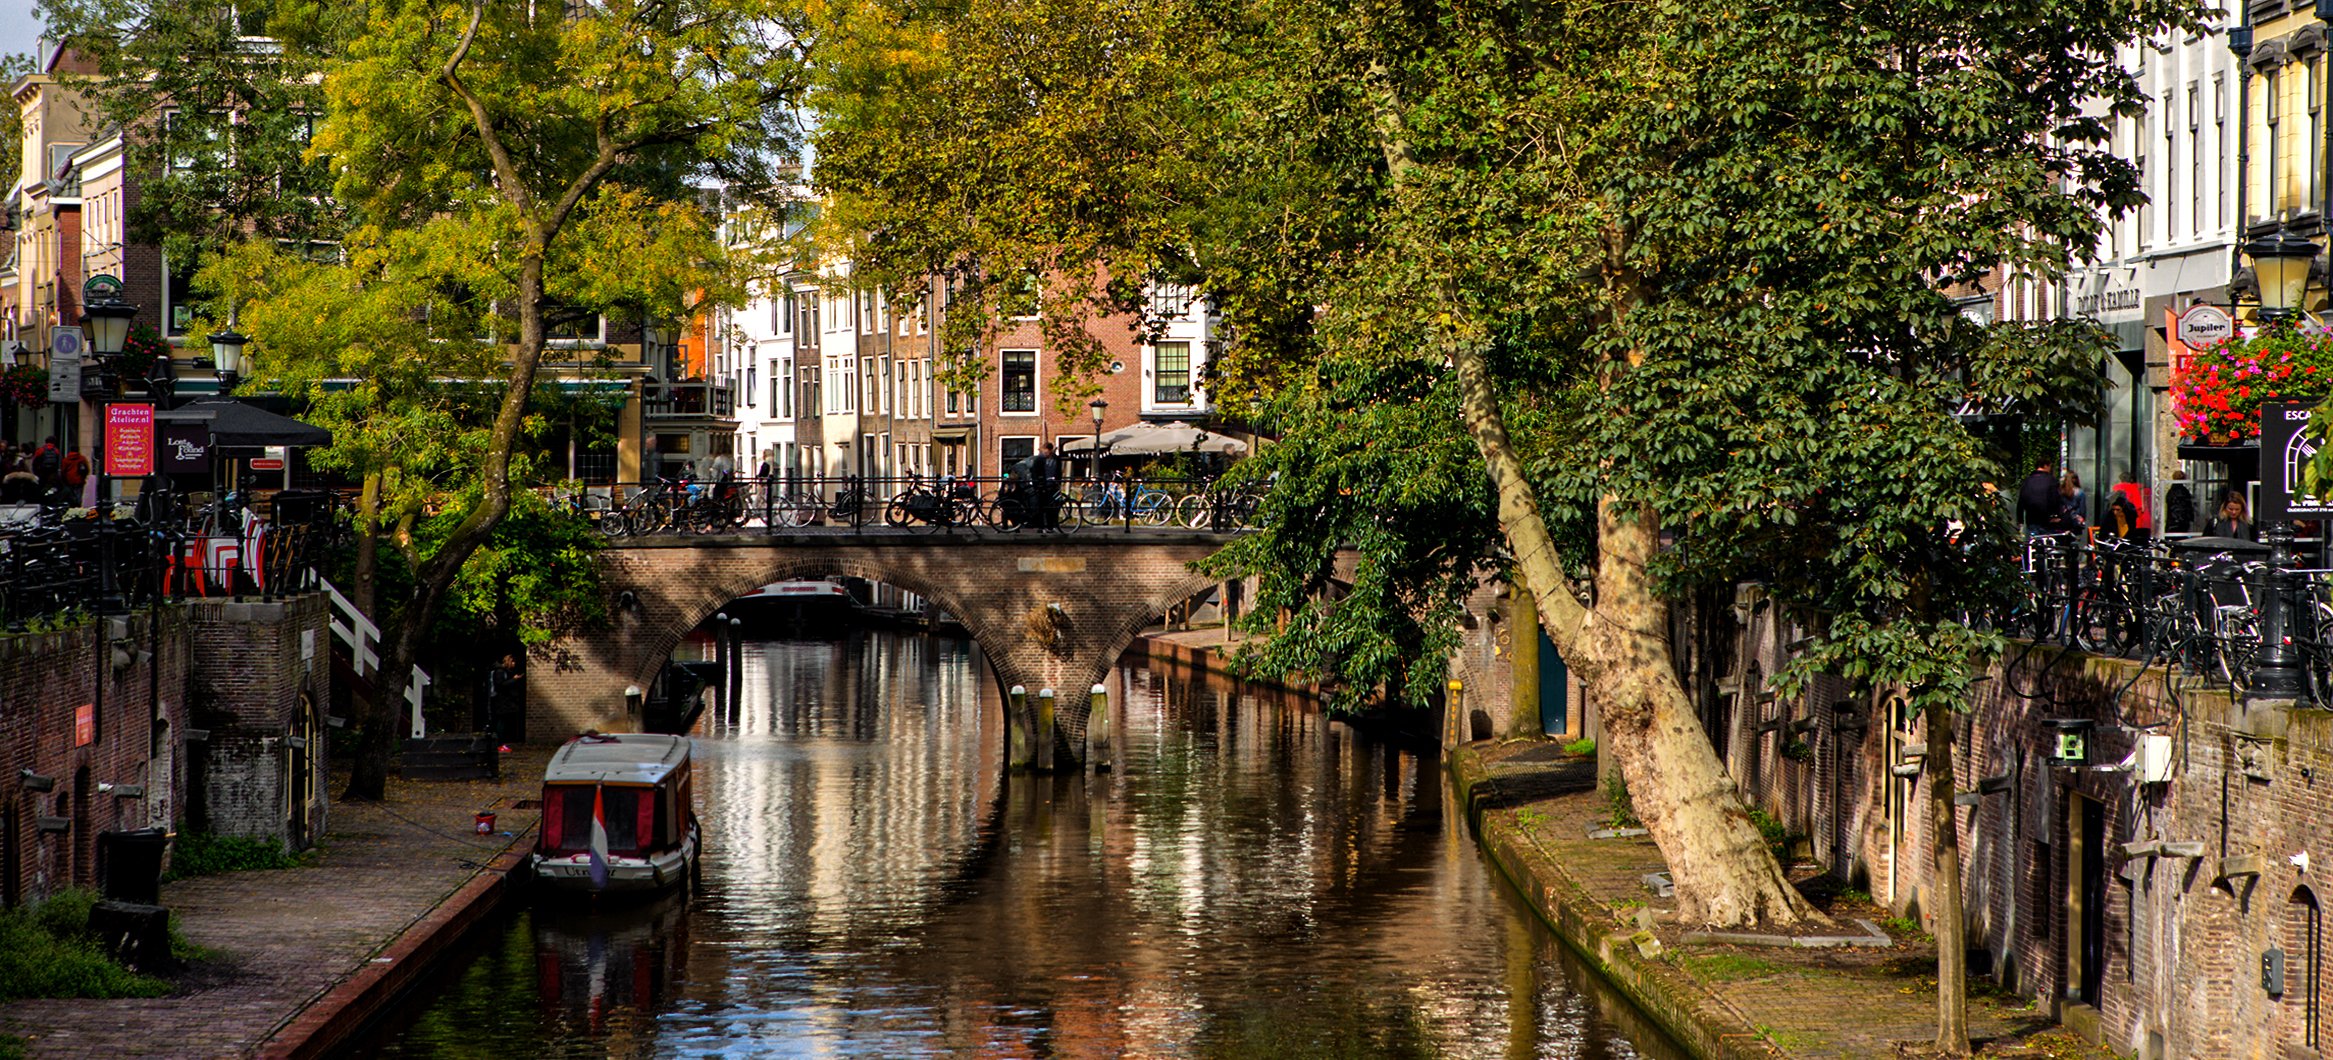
top-left (154, 397), bottom-right (334, 449)
top-left (1060, 422), bottom-right (1247, 456)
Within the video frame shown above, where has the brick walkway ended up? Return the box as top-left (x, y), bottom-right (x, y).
top-left (1463, 741), bottom-right (2116, 1059)
top-left (1, 750), bottom-right (550, 1059)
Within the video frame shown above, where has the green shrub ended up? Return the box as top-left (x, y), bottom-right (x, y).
top-left (1747, 809), bottom-right (1790, 863)
top-left (0, 890), bottom-right (170, 1001)
top-left (165, 833), bottom-right (306, 881)
top-left (1602, 774), bottom-right (1641, 830)
top-left (1562, 737), bottom-right (1597, 756)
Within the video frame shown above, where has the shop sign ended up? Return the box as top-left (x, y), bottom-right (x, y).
top-left (2073, 276), bottom-right (2145, 323)
top-left (2177, 305), bottom-right (2234, 348)
top-left (75, 704), bottom-right (93, 747)
top-left (105, 404), bottom-right (155, 476)
top-left (2262, 401), bottom-right (2333, 520)
top-left (162, 422), bottom-right (212, 473)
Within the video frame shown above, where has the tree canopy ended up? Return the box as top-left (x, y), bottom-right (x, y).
top-left (809, 0), bottom-right (2201, 954)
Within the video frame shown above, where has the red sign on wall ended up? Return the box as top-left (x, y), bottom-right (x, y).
top-left (105, 404), bottom-right (156, 477)
top-left (75, 704), bottom-right (94, 747)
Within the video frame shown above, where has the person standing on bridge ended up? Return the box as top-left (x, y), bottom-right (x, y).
top-left (1033, 441), bottom-right (1063, 528)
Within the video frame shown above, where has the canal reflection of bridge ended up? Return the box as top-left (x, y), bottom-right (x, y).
top-left (531, 533), bottom-right (1242, 765)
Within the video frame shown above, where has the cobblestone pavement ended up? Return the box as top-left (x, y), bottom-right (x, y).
top-left (1, 749), bottom-right (551, 1059)
top-left (1470, 740), bottom-right (2114, 1059)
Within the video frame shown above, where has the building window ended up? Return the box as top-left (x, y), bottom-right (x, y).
top-left (543, 303), bottom-right (603, 344)
top-left (163, 256), bottom-right (196, 336)
top-left (2267, 68), bottom-right (2282, 222)
top-left (1153, 341), bottom-right (1191, 404)
top-left (2216, 74), bottom-right (2229, 228)
top-left (1000, 435), bottom-right (1036, 468)
top-left (2293, 888), bottom-right (2325, 1049)
top-left (746, 362), bottom-right (757, 407)
top-left (1001, 349), bottom-right (1037, 413)
top-left (1149, 282), bottom-right (1196, 319)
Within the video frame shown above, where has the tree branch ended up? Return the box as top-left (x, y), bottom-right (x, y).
top-left (440, 2), bottom-right (537, 222)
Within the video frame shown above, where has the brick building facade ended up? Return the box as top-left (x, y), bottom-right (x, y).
top-left (0, 594), bottom-right (331, 910)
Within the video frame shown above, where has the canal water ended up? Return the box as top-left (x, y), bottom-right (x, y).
top-left (368, 628), bottom-right (1677, 1058)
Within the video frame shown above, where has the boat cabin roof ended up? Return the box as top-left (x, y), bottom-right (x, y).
top-left (543, 733), bottom-right (692, 786)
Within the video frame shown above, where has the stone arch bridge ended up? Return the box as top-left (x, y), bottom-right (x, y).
top-left (528, 532), bottom-right (1235, 765)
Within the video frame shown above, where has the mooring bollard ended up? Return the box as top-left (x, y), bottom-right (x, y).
top-left (1008, 685), bottom-right (1030, 770)
top-left (1087, 683), bottom-right (1110, 772)
top-left (1036, 688), bottom-right (1058, 773)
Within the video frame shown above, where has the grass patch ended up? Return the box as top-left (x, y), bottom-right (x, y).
top-left (1757, 1025), bottom-right (1824, 1052)
top-left (1562, 737), bottom-right (1597, 756)
top-left (0, 1034), bottom-right (25, 1060)
top-left (1514, 807), bottom-right (1549, 831)
top-left (164, 833), bottom-right (308, 881)
top-left (1881, 915), bottom-right (1927, 939)
top-left (1682, 951), bottom-right (1792, 981)
top-left (0, 889), bottom-right (171, 1001)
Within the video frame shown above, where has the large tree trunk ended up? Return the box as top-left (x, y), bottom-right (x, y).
top-left (353, 470), bottom-right (381, 619)
top-left (1451, 338), bottom-right (1822, 928)
top-left (343, 250), bottom-right (550, 800)
top-left (1929, 708), bottom-right (1970, 1055)
top-left (1588, 503), bottom-right (1825, 926)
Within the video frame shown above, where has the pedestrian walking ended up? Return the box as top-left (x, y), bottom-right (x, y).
top-left (2017, 460), bottom-right (2066, 535)
top-left (485, 653), bottom-right (525, 750)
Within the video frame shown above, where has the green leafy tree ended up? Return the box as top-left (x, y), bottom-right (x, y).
top-left (813, 2), bottom-right (2192, 1049)
top-left (35, 0), bottom-right (349, 273)
top-left (149, 0), bottom-right (809, 800)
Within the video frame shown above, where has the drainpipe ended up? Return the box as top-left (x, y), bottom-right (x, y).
top-left (2235, 15), bottom-right (2256, 278)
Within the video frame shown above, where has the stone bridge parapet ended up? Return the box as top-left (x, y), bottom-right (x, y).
top-left (529, 532), bottom-right (1232, 765)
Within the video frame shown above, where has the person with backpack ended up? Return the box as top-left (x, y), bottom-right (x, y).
top-left (30, 436), bottom-right (60, 488)
top-left (58, 447), bottom-right (89, 494)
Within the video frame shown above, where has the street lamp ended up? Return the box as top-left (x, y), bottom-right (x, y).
top-left (209, 328), bottom-right (247, 395)
top-left (1088, 398), bottom-right (1109, 479)
top-left (2244, 231), bottom-right (2323, 702)
top-left (81, 292), bottom-right (136, 361)
top-left (2246, 229), bottom-right (2322, 320)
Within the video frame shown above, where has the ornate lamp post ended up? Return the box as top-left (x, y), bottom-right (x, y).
top-left (80, 279), bottom-right (138, 614)
top-left (209, 328), bottom-right (248, 396)
top-left (2248, 230), bottom-right (2321, 322)
top-left (1088, 397), bottom-right (1109, 477)
top-left (2246, 230), bottom-right (2323, 701)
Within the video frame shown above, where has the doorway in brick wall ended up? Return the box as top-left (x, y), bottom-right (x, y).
top-left (2067, 792), bottom-right (2107, 1008)
top-left (288, 694), bottom-right (317, 849)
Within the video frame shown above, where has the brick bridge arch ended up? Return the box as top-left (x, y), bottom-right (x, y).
top-left (528, 533), bottom-right (1229, 764)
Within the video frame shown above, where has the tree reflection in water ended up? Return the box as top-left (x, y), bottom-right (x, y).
top-left (369, 628), bottom-right (1678, 1059)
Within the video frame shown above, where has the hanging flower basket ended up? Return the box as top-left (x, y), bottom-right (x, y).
top-left (2170, 323), bottom-right (2333, 444)
top-left (0, 364), bottom-right (46, 408)
top-left (113, 325), bottom-right (169, 381)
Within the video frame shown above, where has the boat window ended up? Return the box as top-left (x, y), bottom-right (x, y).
top-left (543, 785), bottom-right (646, 855)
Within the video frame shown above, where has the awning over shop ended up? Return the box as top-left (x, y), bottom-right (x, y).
top-left (155, 397), bottom-right (334, 449)
top-left (1061, 422), bottom-right (1247, 456)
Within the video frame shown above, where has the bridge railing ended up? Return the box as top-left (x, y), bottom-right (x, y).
top-left (542, 474), bottom-right (1271, 537)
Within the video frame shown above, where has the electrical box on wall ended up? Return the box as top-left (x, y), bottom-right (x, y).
top-left (2265, 948), bottom-right (2287, 997)
top-left (2049, 719), bottom-right (2093, 767)
top-left (2138, 733), bottom-right (2173, 784)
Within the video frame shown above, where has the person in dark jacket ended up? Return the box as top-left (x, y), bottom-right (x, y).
top-left (2163, 470), bottom-right (2195, 534)
top-left (2018, 460), bottom-right (2065, 534)
top-left (2205, 492), bottom-right (2254, 540)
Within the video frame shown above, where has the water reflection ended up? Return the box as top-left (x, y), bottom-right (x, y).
top-left (373, 629), bottom-right (1674, 1059)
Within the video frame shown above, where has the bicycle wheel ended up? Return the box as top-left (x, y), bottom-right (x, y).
top-left (597, 506), bottom-right (632, 538)
top-left (1136, 492), bottom-right (1172, 527)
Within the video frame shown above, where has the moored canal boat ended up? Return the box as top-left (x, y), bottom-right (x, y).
top-left (530, 732), bottom-right (699, 897)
